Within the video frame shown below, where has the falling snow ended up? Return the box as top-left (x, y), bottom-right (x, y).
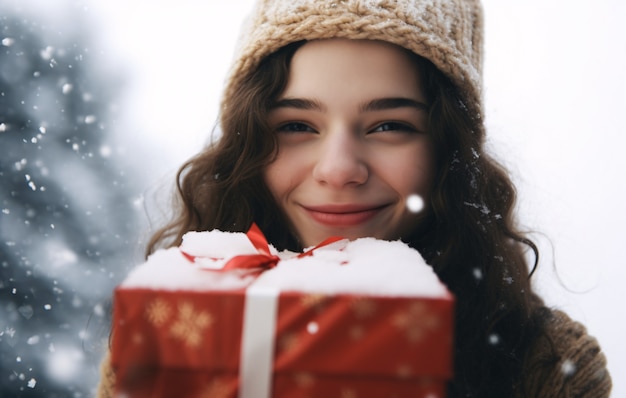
top-left (41, 46), bottom-right (55, 60)
top-left (0, 0), bottom-right (621, 396)
top-left (0, 4), bottom-right (142, 396)
top-left (46, 347), bottom-right (84, 383)
top-left (406, 194), bottom-right (424, 213)
top-left (99, 145), bottom-right (112, 158)
top-left (307, 321), bottom-right (319, 334)
top-left (488, 333), bottom-right (500, 345)
top-left (561, 359), bottom-right (577, 377)
top-left (27, 335), bottom-right (40, 345)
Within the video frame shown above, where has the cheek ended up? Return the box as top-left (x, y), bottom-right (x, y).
top-left (263, 150), bottom-right (302, 202)
top-left (263, 162), bottom-right (283, 201)
top-left (379, 142), bottom-right (435, 197)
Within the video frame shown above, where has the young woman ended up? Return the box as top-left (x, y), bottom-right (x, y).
top-left (99, 0), bottom-right (612, 396)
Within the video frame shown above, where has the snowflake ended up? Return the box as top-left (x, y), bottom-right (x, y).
top-left (300, 294), bottom-right (327, 312)
top-left (350, 297), bottom-right (377, 318)
top-left (200, 377), bottom-right (232, 398)
top-left (306, 321), bottom-right (319, 334)
top-left (406, 194), bottom-right (424, 213)
top-left (488, 333), bottom-right (500, 345)
top-left (169, 302), bottom-right (213, 347)
top-left (278, 332), bottom-right (299, 353)
top-left (132, 332), bottom-right (144, 345)
top-left (396, 364), bottom-right (413, 379)
top-left (293, 372), bottom-right (315, 388)
top-left (349, 325), bottom-right (365, 341)
top-left (340, 388), bottom-right (357, 398)
top-left (145, 299), bottom-right (172, 327)
top-left (561, 359), bottom-right (576, 377)
top-left (392, 301), bottom-right (441, 343)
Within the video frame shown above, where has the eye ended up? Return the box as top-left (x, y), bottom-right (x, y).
top-left (370, 122), bottom-right (419, 134)
top-left (276, 122), bottom-right (316, 134)
top-left (370, 122), bottom-right (418, 133)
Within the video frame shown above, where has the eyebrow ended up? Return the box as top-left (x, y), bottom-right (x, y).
top-left (270, 97), bottom-right (428, 112)
top-left (271, 98), bottom-right (325, 111)
top-left (360, 97), bottom-right (429, 112)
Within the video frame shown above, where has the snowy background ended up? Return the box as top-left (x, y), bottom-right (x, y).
top-left (1, 0), bottom-right (624, 396)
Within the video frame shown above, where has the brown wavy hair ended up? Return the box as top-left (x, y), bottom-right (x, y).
top-left (146, 41), bottom-right (553, 397)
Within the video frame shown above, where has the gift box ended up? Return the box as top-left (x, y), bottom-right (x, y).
top-left (111, 226), bottom-right (454, 398)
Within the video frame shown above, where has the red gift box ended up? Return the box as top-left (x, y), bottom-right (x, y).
top-left (111, 227), bottom-right (454, 397)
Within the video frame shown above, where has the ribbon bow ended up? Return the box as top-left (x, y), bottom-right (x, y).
top-left (181, 223), bottom-right (345, 271)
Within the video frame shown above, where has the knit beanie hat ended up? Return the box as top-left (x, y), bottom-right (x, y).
top-left (221, 0), bottom-right (484, 122)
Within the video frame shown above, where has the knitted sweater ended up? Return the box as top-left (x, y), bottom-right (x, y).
top-left (515, 310), bottom-right (612, 397)
top-left (96, 309), bottom-right (611, 397)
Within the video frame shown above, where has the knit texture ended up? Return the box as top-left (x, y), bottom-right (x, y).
top-left (96, 350), bottom-right (115, 398)
top-left (95, 308), bottom-right (612, 397)
top-left (518, 310), bottom-right (612, 398)
top-left (221, 0), bottom-right (484, 123)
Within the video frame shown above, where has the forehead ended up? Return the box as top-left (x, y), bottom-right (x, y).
top-left (282, 39), bottom-right (425, 100)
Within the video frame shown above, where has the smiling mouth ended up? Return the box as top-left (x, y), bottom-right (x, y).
top-left (303, 204), bottom-right (388, 227)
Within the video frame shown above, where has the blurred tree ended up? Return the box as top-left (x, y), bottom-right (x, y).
top-left (1, 7), bottom-right (141, 397)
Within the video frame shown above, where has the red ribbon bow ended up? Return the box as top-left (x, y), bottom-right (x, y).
top-left (181, 223), bottom-right (345, 271)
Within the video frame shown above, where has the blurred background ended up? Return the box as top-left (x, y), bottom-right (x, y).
top-left (1, 0), bottom-right (624, 396)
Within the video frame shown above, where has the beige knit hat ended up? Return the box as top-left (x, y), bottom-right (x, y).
top-left (221, 0), bottom-right (484, 121)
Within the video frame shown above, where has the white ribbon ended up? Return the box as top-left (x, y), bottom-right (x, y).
top-left (239, 284), bottom-right (279, 398)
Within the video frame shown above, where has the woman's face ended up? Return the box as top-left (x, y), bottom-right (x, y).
top-left (264, 39), bottom-right (434, 247)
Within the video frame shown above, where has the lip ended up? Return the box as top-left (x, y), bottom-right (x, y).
top-left (302, 203), bottom-right (388, 227)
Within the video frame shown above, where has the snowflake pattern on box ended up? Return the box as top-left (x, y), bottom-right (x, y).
top-left (350, 297), bottom-right (378, 319)
top-left (293, 371), bottom-right (316, 388)
top-left (169, 301), bottom-right (214, 347)
top-left (396, 364), bottom-right (414, 379)
top-left (200, 377), bottom-right (232, 398)
top-left (145, 298), bottom-right (172, 327)
top-left (300, 293), bottom-right (328, 312)
top-left (392, 301), bottom-right (441, 343)
top-left (113, 285), bottom-right (453, 397)
top-left (341, 388), bottom-right (358, 398)
top-left (278, 331), bottom-right (300, 354)
top-left (349, 324), bottom-right (366, 341)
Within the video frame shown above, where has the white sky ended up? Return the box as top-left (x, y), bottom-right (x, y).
top-left (6, 0), bottom-right (626, 395)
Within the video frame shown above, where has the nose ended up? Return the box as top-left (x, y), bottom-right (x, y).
top-left (312, 127), bottom-right (368, 188)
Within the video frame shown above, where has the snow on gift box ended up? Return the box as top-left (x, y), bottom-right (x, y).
top-left (110, 224), bottom-right (454, 398)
